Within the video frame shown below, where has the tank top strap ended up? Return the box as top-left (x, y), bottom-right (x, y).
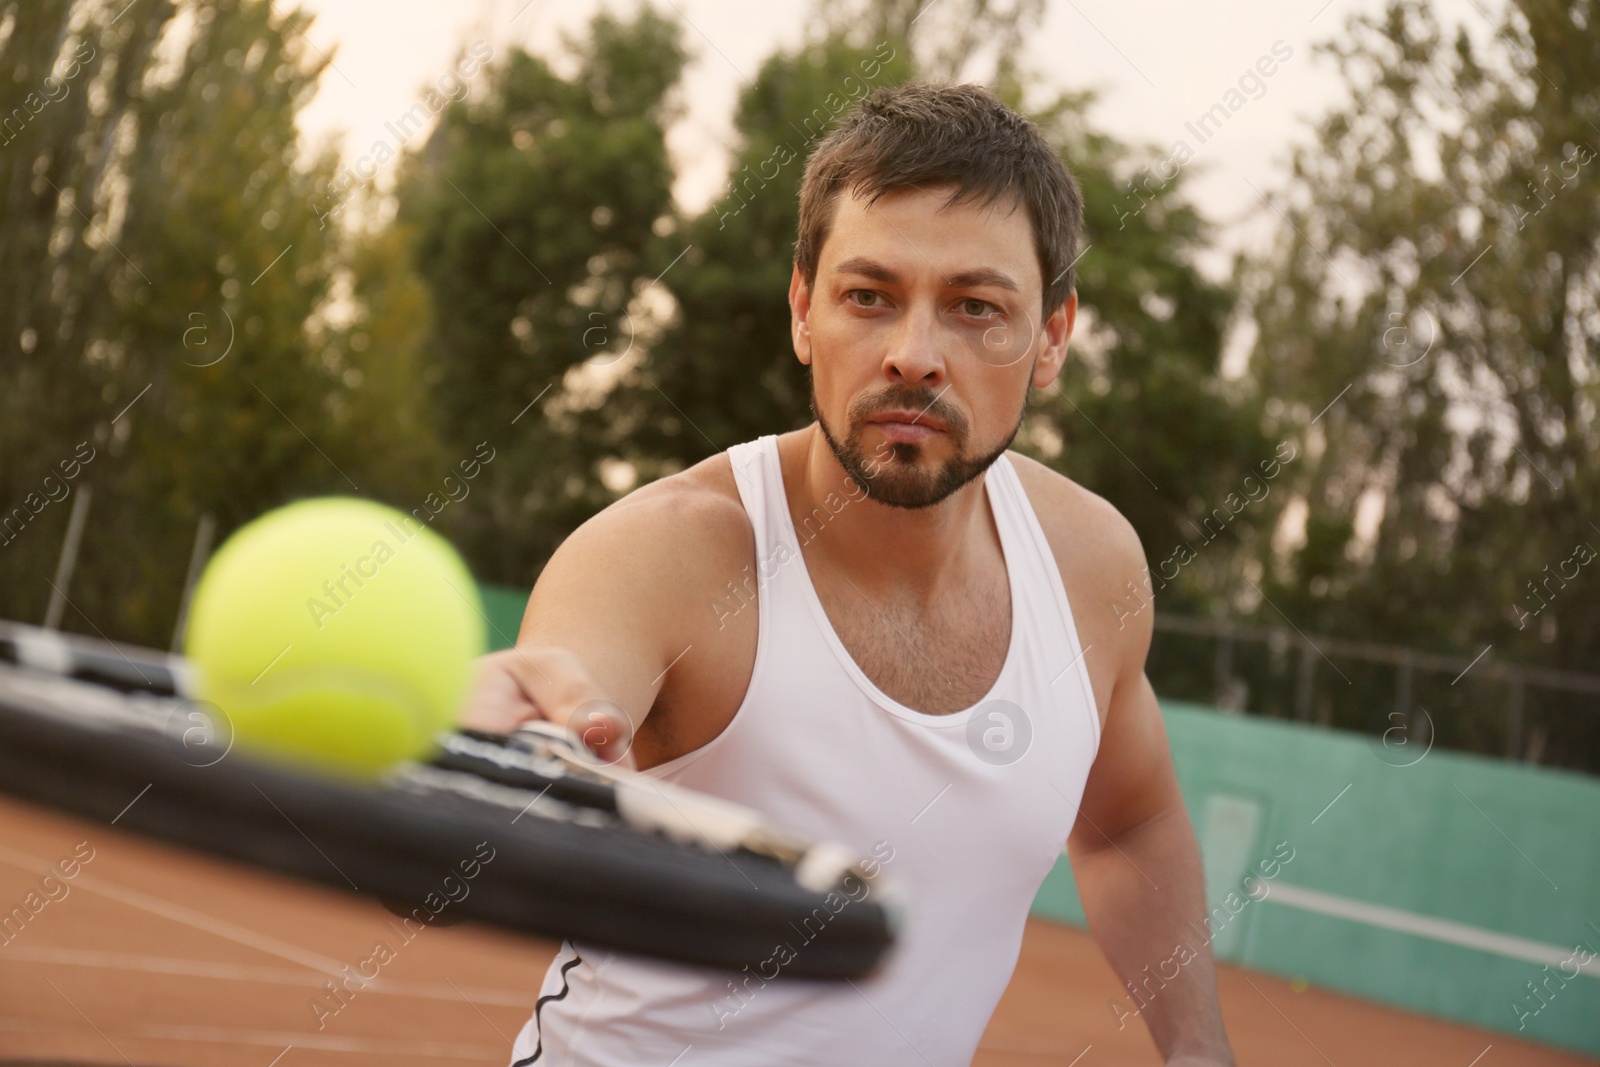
top-left (983, 452), bottom-right (1102, 753)
top-left (726, 435), bottom-right (790, 562)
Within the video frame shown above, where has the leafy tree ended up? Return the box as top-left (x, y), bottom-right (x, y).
top-left (1241, 0), bottom-right (1598, 766)
top-left (0, 0), bottom-right (441, 645)
top-left (0, 0), bottom-right (181, 627)
top-left (396, 7), bottom-right (688, 586)
top-left (1019, 91), bottom-right (1273, 622)
top-left (814, 0), bottom-right (1044, 85)
top-left (328, 214), bottom-right (448, 506)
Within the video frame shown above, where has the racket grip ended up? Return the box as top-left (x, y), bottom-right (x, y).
top-left (612, 778), bottom-right (763, 849)
top-left (510, 719), bottom-right (867, 894)
top-left (510, 718), bottom-right (593, 754)
top-left (613, 780), bottom-right (860, 893)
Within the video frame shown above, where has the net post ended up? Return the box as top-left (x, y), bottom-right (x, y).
top-left (1393, 658), bottom-right (1411, 718)
top-left (1214, 622), bottom-right (1234, 709)
top-left (170, 513), bottom-right (217, 652)
top-left (1506, 671), bottom-right (1525, 761)
top-left (1295, 639), bottom-right (1315, 722)
top-left (43, 485), bottom-right (93, 630)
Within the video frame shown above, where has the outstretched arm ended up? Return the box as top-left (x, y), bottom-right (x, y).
top-left (1067, 596), bottom-right (1234, 1065)
top-left (458, 485), bottom-right (728, 767)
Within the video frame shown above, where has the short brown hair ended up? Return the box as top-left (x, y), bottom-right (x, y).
top-left (794, 82), bottom-right (1084, 315)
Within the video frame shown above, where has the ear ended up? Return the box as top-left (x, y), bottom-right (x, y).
top-left (789, 264), bottom-right (813, 366)
top-left (1030, 292), bottom-right (1077, 390)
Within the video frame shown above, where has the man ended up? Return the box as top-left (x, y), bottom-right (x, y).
top-left (468, 82), bottom-right (1235, 1066)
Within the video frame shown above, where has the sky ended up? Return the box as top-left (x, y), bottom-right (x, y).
top-left (286, 0), bottom-right (1497, 273)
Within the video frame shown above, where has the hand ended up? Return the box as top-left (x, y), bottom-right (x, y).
top-left (457, 646), bottom-right (637, 770)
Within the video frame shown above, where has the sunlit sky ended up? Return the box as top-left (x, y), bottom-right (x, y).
top-left (288, 0), bottom-right (1495, 273)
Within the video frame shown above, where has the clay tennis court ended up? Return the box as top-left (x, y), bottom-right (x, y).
top-left (2, 795), bottom-right (1587, 1067)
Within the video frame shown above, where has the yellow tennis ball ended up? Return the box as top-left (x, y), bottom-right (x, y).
top-left (186, 497), bottom-right (486, 779)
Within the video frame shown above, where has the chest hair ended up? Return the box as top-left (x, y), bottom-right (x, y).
top-left (817, 574), bottom-right (1012, 715)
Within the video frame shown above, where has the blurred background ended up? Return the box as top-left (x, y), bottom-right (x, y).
top-left (1, 0), bottom-right (1596, 1063)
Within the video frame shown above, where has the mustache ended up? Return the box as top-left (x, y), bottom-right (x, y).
top-left (848, 387), bottom-right (966, 435)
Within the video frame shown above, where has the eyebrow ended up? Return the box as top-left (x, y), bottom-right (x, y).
top-left (944, 267), bottom-right (1021, 293)
top-left (834, 257), bottom-right (900, 284)
top-left (833, 257), bottom-right (1022, 294)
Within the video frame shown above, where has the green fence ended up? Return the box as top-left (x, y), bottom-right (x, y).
top-left (1034, 701), bottom-right (1600, 1056)
top-left (479, 583), bottom-right (528, 650)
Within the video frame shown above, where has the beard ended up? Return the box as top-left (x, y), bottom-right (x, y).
top-left (811, 377), bottom-right (1024, 510)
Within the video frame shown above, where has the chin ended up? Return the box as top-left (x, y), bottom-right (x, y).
top-left (808, 376), bottom-right (1023, 509)
top-left (825, 421), bottom-right (1008, 511)
top-left (861, 466), bottom-right (963, 510)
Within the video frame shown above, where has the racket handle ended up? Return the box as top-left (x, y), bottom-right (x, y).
top-left (509, 719), bottom-right (860, 893)
top-left (509, 719), bottom-right (597, 760)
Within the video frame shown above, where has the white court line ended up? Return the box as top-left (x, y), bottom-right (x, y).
top-left (1265, 882), bottom-right (1600, 976)
top-left (0, 1015), bottom-right (502, 1059)
top-left (0, 841), bottom-right (346, 976)
top-left (137, 1022), bottom-right (498, 1058)
top-left (1, 945), bottom-right (529, 1007)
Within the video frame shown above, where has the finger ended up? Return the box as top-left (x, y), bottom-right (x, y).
top-left (493, 648), bottom-right (636, 766)
top-left (565, 697), bottom-right (637, 770)
top-left (456, 652), bottom-right (541, 733)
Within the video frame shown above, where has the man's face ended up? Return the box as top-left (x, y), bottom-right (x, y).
top-left (790, 185), bottom-right (1074, 510)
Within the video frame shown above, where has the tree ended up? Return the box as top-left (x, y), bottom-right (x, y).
top-left (1018, 89), bottom-right (1272, 623)
top-left (0, 0), bottom-right (441, 645)
top-left (0, 0), bottom-right (181, 628)
top-left (396, 7), bottom-right (688, 588)
top-left (1241, 0), bottom-right (1598, 766)
top-left (813, 0), bottom-right (1045, 86)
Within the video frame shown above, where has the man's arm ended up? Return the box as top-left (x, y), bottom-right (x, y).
top-left (458, 479), bottom-right (750, 767)
top-left (1067, 561), bottom-right (1234, 1065)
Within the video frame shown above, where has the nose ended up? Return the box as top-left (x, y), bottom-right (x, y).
top-left (881, 302), bottom-right (946, 386)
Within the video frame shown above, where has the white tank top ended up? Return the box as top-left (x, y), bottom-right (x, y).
top-left (510, 435), bottom-right (1101, 1066)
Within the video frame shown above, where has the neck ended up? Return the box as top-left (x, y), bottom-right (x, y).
top-left (786, 424), bottom-right (994, 603)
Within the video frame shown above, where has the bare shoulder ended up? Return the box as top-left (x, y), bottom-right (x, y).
top-left (537, 452), bottom-right (753, 605)
top-left (1005, 452), bottom-right (1152, 716)
top-left (608, 453), bottom-right (750, 544)
top-left (1006, 451), bottom-right (1146, 584)
top-left (519, 451), bottom-right (753, 651)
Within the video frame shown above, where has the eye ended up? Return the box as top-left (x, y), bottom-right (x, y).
top-left (959, 298), bottom-right (996, 318)
top-left (847, 289), bottom-right (884, 308)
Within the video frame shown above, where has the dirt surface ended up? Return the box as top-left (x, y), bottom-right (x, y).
top-left (1, 795), bottom-right (1590, 1067)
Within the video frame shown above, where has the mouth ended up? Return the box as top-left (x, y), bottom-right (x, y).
top-left (866, 410), bottom-right (946, 445)
top-left (867, 409), bottom-right (947, 432)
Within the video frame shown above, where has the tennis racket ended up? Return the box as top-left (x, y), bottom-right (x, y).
top-left (0, 620), bottom-right (901, 979)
